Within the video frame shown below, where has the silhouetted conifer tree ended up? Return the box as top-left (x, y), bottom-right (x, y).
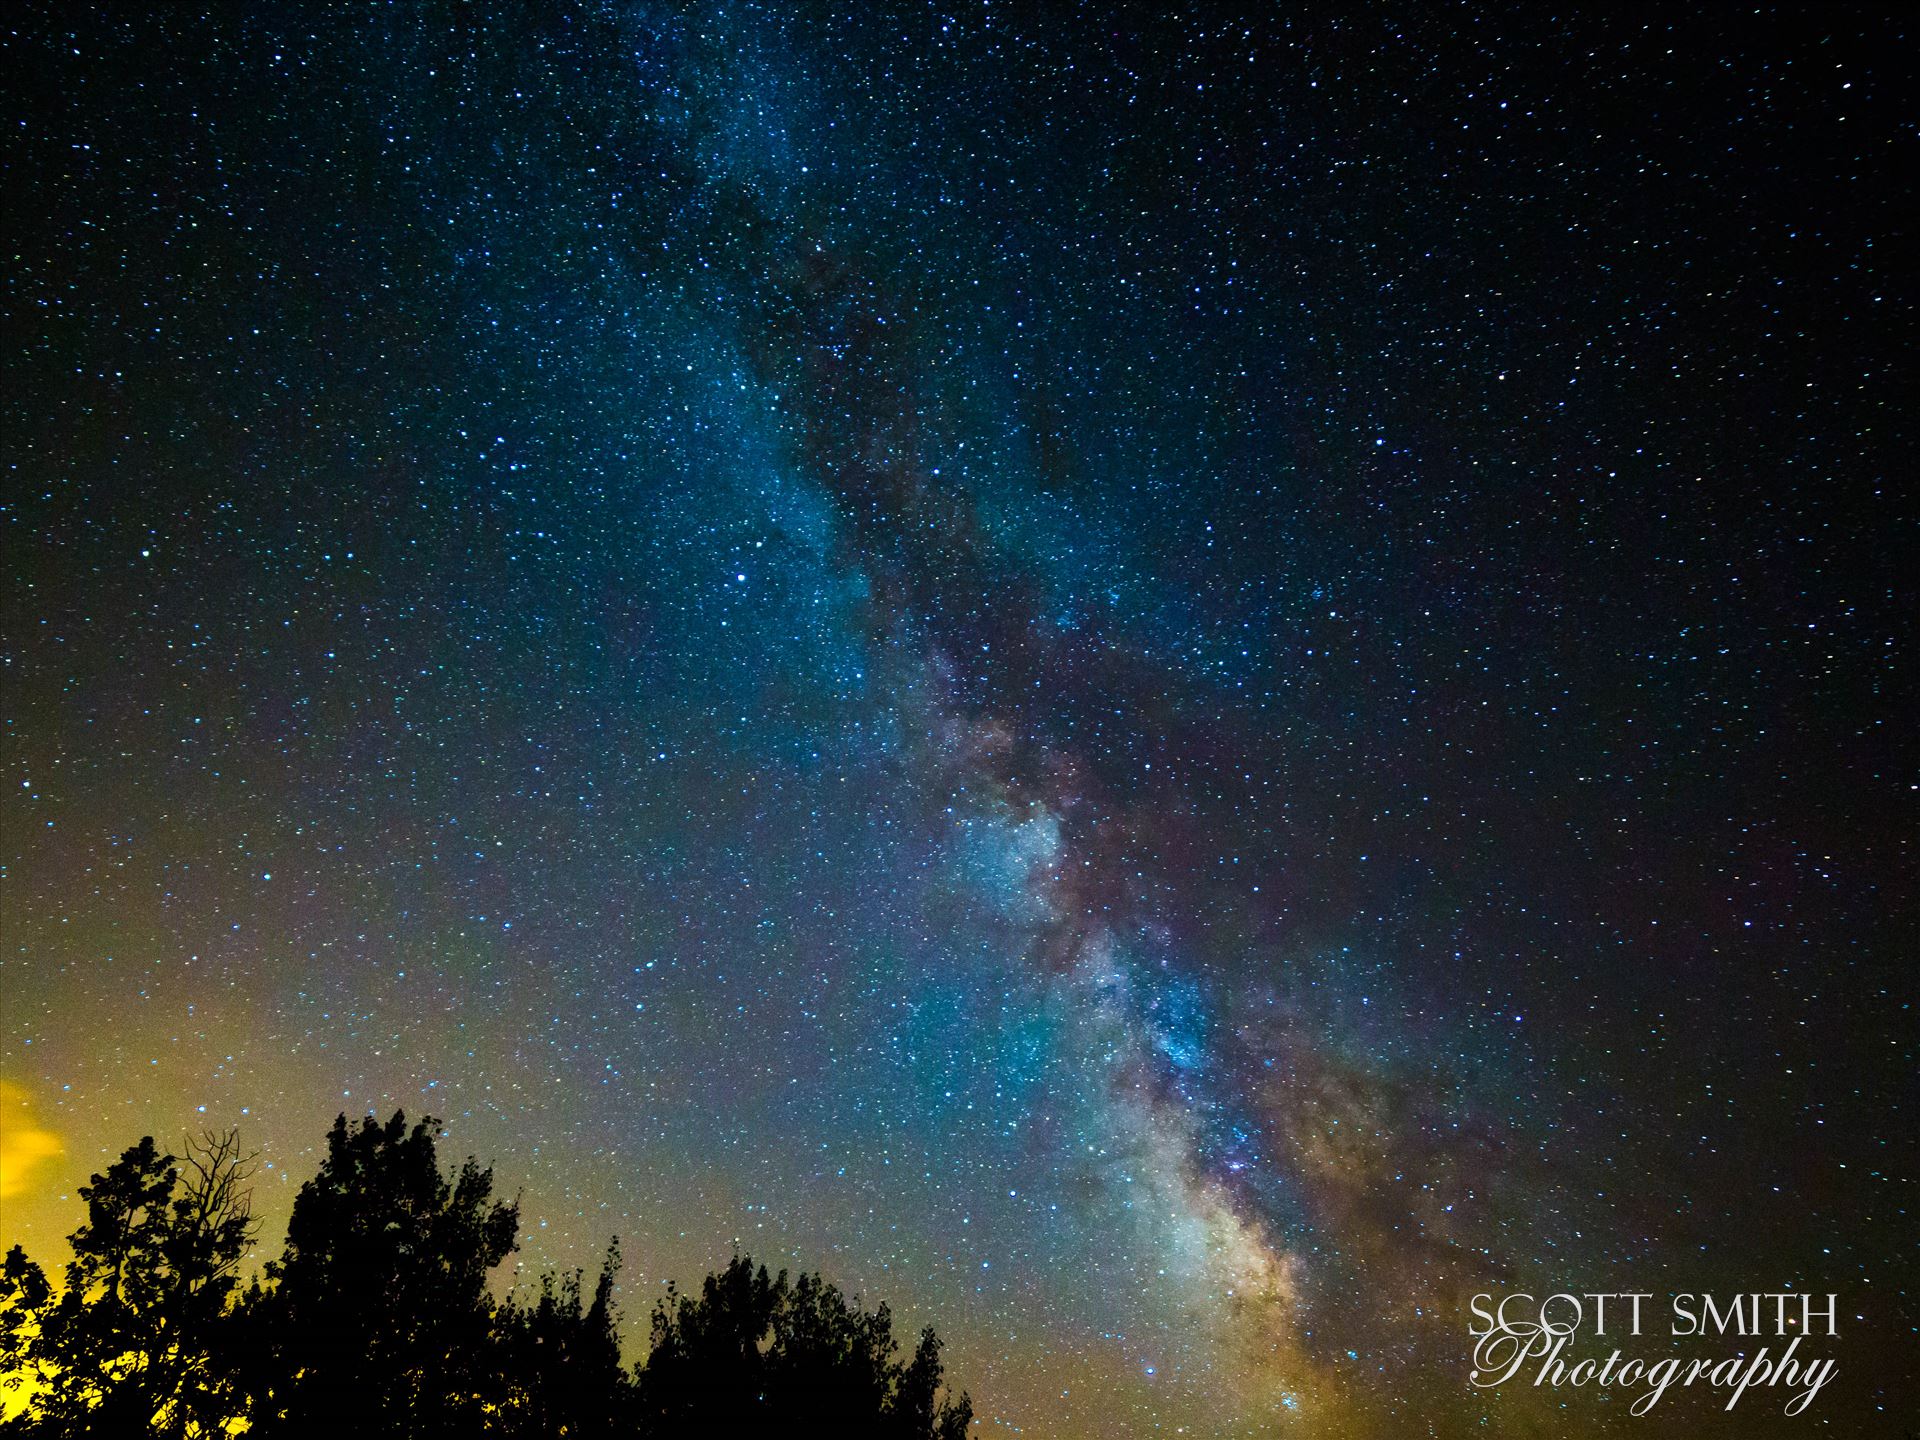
top-left (1, 1116), bottom-right (972, 1437)
top-left (634, 1255), bottom-right (970, 1438)
top-left (0, 1131), bottom-right (256, 1437)
top-left (238, 1111), bottom-right (517, 1439)
top-left (490, 1241), bottom-right (629, 1437)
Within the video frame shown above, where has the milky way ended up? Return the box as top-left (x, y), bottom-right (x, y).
top-left (4, 5), bottom-right (1911, 1435)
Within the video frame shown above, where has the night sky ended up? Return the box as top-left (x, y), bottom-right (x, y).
top-left (3, 4), bottom-right (1913, 1435)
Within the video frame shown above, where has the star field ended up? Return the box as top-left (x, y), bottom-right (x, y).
top-left (3, 5), bottom-right (1912, 1435)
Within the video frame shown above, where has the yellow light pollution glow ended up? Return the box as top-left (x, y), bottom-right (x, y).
top-left (0, 1080), bottom-right (63, 1209)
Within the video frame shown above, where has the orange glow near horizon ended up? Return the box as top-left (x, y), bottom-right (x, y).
top-left (0, 1079), bottom-right (64, 1213)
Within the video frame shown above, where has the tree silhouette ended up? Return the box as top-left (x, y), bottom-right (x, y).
top-left (490, 1242), bottom-right (629, 1438)
top-left (238, 1111), bottom-right (518, 1438)
top-left (0, 1131), bottom-right (257, 1437)
top-left (888, 1326), bottom-right (971, 1440)
top-left (634, 1255), bottom-right (971, 1439)
top-left (1, 1114), bottom-right (973, 1436)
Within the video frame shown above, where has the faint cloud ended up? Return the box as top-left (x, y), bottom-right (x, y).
top-left (0, 1080), bottom-right (64, 1203)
